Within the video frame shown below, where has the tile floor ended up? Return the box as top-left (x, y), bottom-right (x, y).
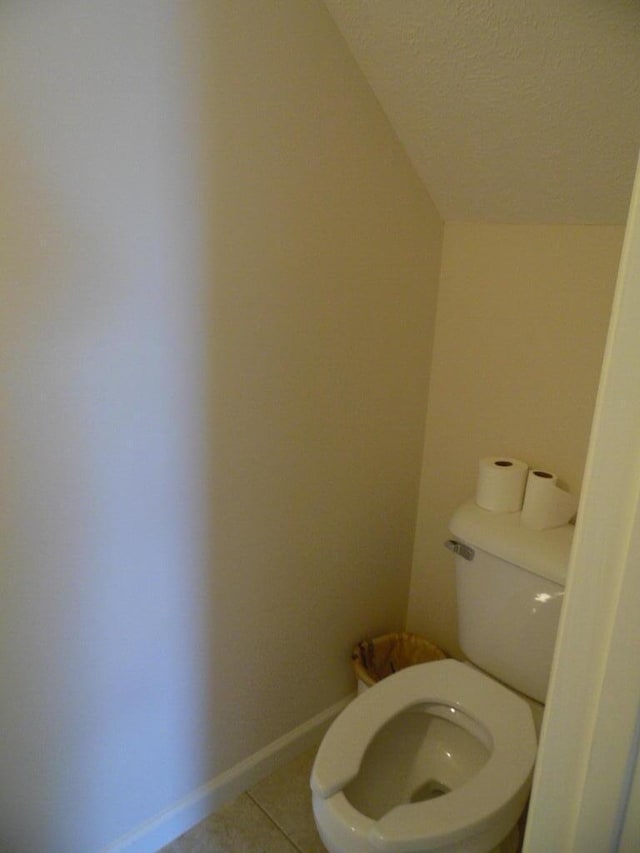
top-left (159, 744), bottom-right (528, 852)
top-left (160, 746), bottom-right (327, 852)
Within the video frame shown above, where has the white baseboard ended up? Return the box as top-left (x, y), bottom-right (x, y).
top-left (103, 693), bottom-right (354, 853)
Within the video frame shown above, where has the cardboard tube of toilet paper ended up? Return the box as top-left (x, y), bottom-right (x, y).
top-left (520, 469), bottom-right (577, 530)
top-left (475, 457), bottom-right (529, 513)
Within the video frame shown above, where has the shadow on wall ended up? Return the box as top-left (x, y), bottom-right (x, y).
top-left (0, 5), bottom-right (212, 849)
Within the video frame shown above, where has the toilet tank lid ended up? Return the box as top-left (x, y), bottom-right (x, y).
top-left (449, 500), bottom-right (573, 585)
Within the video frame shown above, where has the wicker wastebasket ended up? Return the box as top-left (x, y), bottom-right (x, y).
top-left (352, 632), bottom-right (447, 693)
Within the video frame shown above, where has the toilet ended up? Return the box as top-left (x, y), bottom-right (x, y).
top-left (311, 499), bottom-right (573, 853)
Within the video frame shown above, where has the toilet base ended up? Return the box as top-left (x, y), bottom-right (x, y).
top-left (315, 826), bottom-right (519, 853)
top-left (495, 824), bottom-right (520, 853)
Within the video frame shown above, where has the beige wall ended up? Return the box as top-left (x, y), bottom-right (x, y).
top-left (195, 0), bottom-right (442, 767)
top-left (407, 223), bottom-right (624, 655)
top-left (0, 1), bottom-right (441, 849)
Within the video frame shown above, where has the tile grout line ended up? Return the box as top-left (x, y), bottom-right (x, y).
top-left (246, 791), bottom-right (306, 853)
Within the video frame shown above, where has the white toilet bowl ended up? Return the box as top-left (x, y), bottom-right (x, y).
top-left (311, 659), bottom-right (536, 853)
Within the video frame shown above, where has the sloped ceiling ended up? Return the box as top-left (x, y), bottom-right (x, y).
top-left (323, 0), bottom-right (640, 223)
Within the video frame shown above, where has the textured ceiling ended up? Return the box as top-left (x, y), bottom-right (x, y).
top-left (322, 0), bottom-right (640, 223)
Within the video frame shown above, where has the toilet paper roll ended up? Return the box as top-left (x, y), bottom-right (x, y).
top-left (520, 469), bottom-right (577, 530)
top-left (475, 457), bottom-right (529, 513)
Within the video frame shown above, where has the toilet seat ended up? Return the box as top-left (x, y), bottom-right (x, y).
top-left (311, 659), bottom-right (536, 852)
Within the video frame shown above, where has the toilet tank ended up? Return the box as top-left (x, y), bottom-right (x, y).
top-left (447, 500), bottom-right (573, 703)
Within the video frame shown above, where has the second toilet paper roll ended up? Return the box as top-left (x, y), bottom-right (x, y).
top-left (475, 457), bottom-right (529, 512)
top-left (520, 469), bottom-right (577, 530)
